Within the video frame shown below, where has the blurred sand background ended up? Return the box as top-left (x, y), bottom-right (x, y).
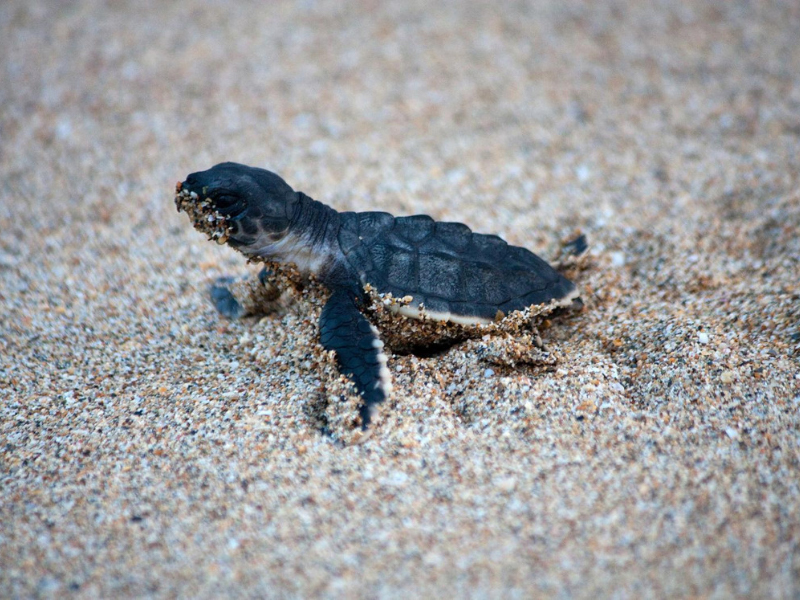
top-left (1, 0), bottom-right (799, 597)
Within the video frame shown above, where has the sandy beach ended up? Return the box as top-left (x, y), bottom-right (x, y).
top-left (1, 0), bottom-right (799, 596)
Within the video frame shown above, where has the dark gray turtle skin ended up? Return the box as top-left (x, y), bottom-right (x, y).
top-left (176, 162), bottom-right (581, 428)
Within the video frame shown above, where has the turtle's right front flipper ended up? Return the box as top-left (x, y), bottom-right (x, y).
top-left (210, 267), bottom-right (281, 319)
top-left (319, 289), bottom-right (392, 429)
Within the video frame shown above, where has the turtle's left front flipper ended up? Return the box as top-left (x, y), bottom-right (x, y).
top-left (210, 267), bottom-right (282, 319)
top-left (319, 289), bottom-right (392, 429)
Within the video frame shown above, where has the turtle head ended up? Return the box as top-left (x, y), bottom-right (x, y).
top-left (176, 162), bottom-right (298, 252)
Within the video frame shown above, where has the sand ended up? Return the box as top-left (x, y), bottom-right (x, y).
top-left (1, 0), bottom-right (799, 597)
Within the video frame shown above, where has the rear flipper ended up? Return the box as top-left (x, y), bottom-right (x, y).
top-left (552, 233), bottom-right (589, 314)
top-left (563, 233), bottom-right (588, 257)
top-left (319, 289), bottom-right (392, 429)
top-left (553, 233), bottom-right (589, 274)
top-left (210, 267), bottom-right (282, 319)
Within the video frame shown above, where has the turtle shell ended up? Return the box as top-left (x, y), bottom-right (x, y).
top-left (338, 211), bottom-right (577, 322)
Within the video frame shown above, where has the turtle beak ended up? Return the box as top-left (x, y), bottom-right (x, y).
top-left (178, 173), bottom-right (247, 219)
top-left (175, 179), bottom-right (199, 214)
top-left (179, 178), bottom-right (202, 199)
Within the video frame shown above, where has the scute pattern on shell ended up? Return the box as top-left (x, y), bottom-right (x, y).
top-left (339, 211), bottom-right (576, 321)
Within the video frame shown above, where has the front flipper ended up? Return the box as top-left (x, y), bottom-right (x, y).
top-left (319, 289), bottom-right (392, 429)
top-left (210, 267), bottom-right (281, 319)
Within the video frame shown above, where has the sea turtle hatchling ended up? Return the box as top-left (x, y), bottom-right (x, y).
top-left (175, 162), bottom-right (583, 428)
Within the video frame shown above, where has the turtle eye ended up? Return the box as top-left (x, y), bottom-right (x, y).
top-left (211, 192), bottom-right (248, 220)
top-left (214, 193), bottom-right (239, 208)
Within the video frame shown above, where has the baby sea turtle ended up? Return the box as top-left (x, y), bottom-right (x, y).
top-left (175, 162), bottom-right (583, 428)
